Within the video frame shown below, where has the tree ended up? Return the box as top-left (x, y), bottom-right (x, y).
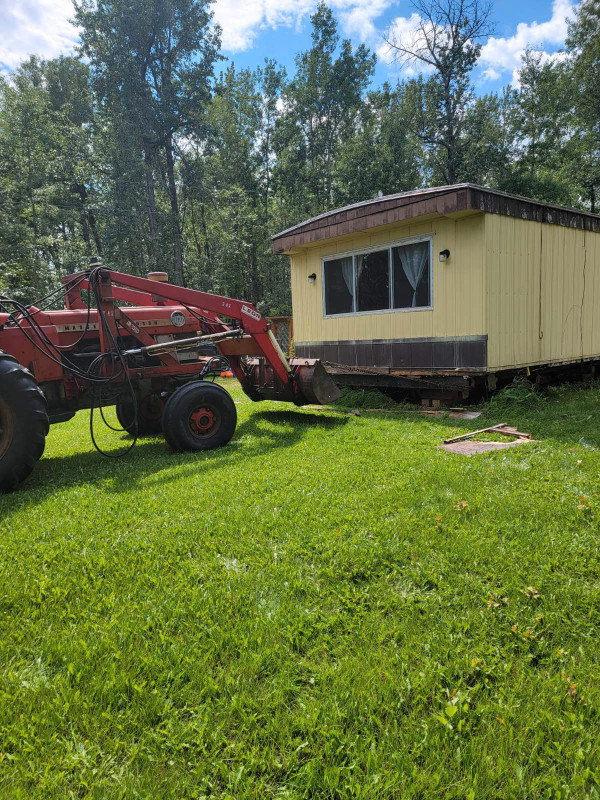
top-left (275, 2), bottom-right (375, 216)
top-left (459, 88), bottom-right (516, 187)
top-left (511, 50), bottom-right (573, 202)
top-left (256, 59), bottom-right (287, 226)
top-left (334, 81), bottom-right (424, 204)
top-left (384, 0), bottom-right (494, 184)
top-left (178, 64), bottom-right (291, 313)
top-left (45, 56), bottom-right (103, 257)
top-left (566, 0), bottom-right (600, 211)
top-left (74, 0), bottom-right (221, 282)
top-left (0, 56), bottom-right (97, 302)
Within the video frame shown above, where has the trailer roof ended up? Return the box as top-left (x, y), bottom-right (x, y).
top-left (271, 184), bottom-right (600, 253)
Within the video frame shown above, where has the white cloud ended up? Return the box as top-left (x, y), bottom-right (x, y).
top-left (482, 67), bottom-right (501, 81)
top-left (479, 0), bottom-right (575, 79)
top-left (212, 0), bottom-right (391, 52)
top-left (378, 0), bottom-right (575, 83)
top-left (0, 0), bottom-right (78, 73)
top-left (1, 0), bottom-right (574, 92)
top-left (0, 0), bottom-right (391, 73)
top-left (212, 0), bottom-right (309, 51)
top-left (377, 12), bottom-right (439, 77)
top-left (377, 12), bottom-right (424, 65)
top-left (336, 0), bottom-right (392, 39)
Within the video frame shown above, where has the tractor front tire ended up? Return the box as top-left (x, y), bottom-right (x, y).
top-left (116, 392), bottom-right (164, 436)
top-left (0, 351), bottom-right (49, 492)
top-left (162, 381), bottom-right (237, 452)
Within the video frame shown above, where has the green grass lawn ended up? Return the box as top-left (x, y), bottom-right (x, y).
top-left (1, 380), bottom-right (599, 799)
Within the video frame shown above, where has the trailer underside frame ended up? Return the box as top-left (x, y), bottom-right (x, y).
top-left (324, 359), bottom-right (600, 405)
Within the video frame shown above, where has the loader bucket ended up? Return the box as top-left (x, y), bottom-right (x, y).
top-left (292, 358), bottom-right (343, 405)
top-left (243, 357), bottom-right (342, 406)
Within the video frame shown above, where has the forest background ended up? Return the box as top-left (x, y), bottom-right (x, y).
top-left (0, 0), bottom-right (598, 313)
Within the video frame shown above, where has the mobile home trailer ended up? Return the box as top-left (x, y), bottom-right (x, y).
top-left (272, 184), bottom-right (600, 400)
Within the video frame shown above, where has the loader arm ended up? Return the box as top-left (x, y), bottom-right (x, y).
top-left (61, 268), bottom-right (340, 406)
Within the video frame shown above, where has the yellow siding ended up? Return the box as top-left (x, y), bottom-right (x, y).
top-left (485, 215), bottom-right (600, 370)
top-left (290, 214), bottom-right (486, 345)
top-left (290, 209), bottom-right (600, 371)
top-left (582, 227), bottom-right (600, 357)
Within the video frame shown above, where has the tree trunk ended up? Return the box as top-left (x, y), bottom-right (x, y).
top-left (78, 207), bottom-right (92, 254)
top-left (200, 202), bottom-right (211, 264)
top-left (47, 243), bottom-right (62, 275)
top-left (166, 137), bottom-right (184, 285)
top-left (188, 195), bottom-right (202, 259)
top-left (447, 155), bottom-right (456, 184)
top-left (264, 131), bottom-right (270, 223)
top-left (72, 183), bottom-right (103, 256)
top-left (249, 243), bottom-right (261, 306)
top-left (325, 148), bottom-right (333, 210)
top-left (444, 87), bottom-right (456, 184)
top-left (144, 145), bottom-right (160, 267)
top-left (88, 208), bottom-right (103, 256)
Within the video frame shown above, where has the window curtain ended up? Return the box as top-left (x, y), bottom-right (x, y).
top-left (340, 257), bottom-right (354, 301)
top-left (398, 242), bottom-right (429, 306)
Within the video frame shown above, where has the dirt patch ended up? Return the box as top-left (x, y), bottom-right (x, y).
top-left (439, 439), bottom-right (537, 455)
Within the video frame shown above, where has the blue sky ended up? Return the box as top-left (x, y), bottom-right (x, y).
top-left (0, 0), bottom-right (576, 93)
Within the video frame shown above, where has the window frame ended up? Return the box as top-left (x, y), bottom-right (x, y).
top-left (321, 234), bottom-right (434, 319)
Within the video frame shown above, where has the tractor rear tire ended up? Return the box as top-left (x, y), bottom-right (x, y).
top-left (161, 381), bottom-right (237, 452)
top-left (116, 392), bottom-right (163, 436)
top-left (0, 351), bottom-right (49, 492)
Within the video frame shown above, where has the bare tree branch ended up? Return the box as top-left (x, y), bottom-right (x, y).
top-left (382, 0), bottom-right (494, 184)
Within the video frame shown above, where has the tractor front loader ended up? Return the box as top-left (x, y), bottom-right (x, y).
top-left (0, 265), bottom-right (341, 492)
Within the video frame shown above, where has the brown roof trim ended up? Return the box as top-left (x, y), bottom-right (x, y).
top-left (271, 184), bottom-right (600, 253)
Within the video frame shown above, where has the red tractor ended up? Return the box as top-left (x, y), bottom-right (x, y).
top-left (0, 265), bottom-right (340, 492)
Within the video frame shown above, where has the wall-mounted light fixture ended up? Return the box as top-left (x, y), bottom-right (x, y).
top-left (308, 273), bottom-right (317, 284)
top-left (439, 249), bottom-right (450, 262)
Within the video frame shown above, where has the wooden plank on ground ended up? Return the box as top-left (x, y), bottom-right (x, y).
top-left (443, 424), bottom-right (507, 444)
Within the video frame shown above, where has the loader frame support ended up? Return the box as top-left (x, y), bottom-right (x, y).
top-left (60, 268), bottom-right (337, 406)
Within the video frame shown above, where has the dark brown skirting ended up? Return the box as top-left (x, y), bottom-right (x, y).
top-left (294, 336), bottom-right (487, 371)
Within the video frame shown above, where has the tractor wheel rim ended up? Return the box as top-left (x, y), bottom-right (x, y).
top-left (189, 405), bottom-right (219, 436)
top-left (0, 396), bottom-right (14, 459)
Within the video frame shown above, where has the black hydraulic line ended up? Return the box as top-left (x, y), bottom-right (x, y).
top-left (2, 300), bottom-right (114, 384)
top-left (87, 268), bottom-right (139, 458)
top-left (1, 268), bottom-right (140, 457)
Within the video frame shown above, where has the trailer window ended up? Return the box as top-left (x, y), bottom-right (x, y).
top-left (323, 238), bottom-right (431, 317)
top-left (324, 256), bottom-right (354, 315)
top-left (392, 241), bottom-right (430, 309)
top-left (357, 249), bottom-right (389, 312)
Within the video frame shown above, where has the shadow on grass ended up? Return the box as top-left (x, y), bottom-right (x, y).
top-left (5, 386), bottom-right (599, 517)
top-left (4, 409), bottom-right (349, 512)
